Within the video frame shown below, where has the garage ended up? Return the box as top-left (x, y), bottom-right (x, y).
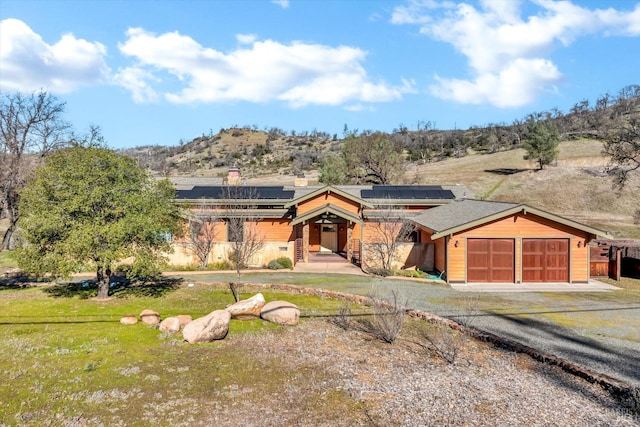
top-left (522, 239), bottom-right (569, 282)
top-left (467, 239), bottom-right (515, 282)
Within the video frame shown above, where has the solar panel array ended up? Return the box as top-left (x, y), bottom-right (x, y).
top-left (360, 185), bottom-right (454, 200)
top-left (176, 186), bottom-right (295, 200)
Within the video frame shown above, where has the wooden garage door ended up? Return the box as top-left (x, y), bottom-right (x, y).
top-left (522, 239), bottom-right (569, 282)
top-left (467, 239), bottom-right (514, 283)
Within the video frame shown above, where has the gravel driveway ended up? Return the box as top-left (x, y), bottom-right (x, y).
top-left (174, 271), bottom-right (640, 387)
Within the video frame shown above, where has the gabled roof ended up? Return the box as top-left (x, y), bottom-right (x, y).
top-left (290, 203), bottom-right (364, 226)
top-left (412, 199), bottom-right (611, 239)
top-left (284, 185), bottom-right (373, 209)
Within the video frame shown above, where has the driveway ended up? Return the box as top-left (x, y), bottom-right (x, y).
top-left (167, 271), bottom-right (640, 387)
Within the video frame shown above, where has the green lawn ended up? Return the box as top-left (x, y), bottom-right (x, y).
top-left (0, 282), bottom-right (356, 425)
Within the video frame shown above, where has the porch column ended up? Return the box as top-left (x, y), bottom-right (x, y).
top-left (346, 224), bottom-right (353, 263)
top-left (303, 223), bottom-right (309, 262)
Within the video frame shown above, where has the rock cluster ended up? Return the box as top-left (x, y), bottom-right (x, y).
top-left (119, 292), bottom-right (299, 344)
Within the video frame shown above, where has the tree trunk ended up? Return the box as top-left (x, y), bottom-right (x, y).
top-left (96, 266), bottom-right (110, 299)
top-left (1, 196), bottom-right (18, 250)
top-left (1, 220), bottom-right (17, 250)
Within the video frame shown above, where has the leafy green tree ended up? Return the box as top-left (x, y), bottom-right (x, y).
top-left (16, 145), bottom-right (183, 298)
top-left (319, 152), bottom-right (348, 185)
top-left (319, 131), bottom-right (403, 184)
top-left (522, 119), bottom-right (560, 170)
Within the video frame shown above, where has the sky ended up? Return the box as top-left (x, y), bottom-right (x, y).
top-left (1, 0), bottom-right (639, 149)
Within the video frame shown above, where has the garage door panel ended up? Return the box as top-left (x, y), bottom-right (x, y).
top-left (467, 239), bottom-right (514, 283)
top-left (523, 239), bottom-right (569, 282)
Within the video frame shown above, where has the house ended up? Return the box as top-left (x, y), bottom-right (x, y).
top-left (169, 172), bottom-right (609, 285)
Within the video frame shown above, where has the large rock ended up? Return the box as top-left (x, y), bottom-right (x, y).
top-left (260, 301), bottom-right (300, 326)
top-left (159, 317), bottom-right (181, 333)
top-left (140, 309), bottom-right (161, 326)
top-left (182, 310), bottom-right (231, 344)
top-left (120, 315), bottom-right (138, 325)
top-left (225, 293), bottom-right (266, 320)
top-left (176, 314), bottom-right (193, 328)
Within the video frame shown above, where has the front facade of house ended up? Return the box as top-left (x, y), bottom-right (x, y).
top-left (169, 178), bottom-right (608, 285)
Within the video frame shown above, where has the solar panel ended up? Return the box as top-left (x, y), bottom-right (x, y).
top-left (360, 185), bottom-right (454, 200)
top-left (175, 186), bottom-right (295, 200)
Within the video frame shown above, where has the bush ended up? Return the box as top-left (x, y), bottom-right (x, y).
top-left (358, 290), bottom-right (405, 344)
top-left (368, 268), bottom-right (393, 277)
top-left (268, 260), bottom-right (285, 270)
top-left (211, 261), bottom-right (233, 270)
top-left (275, 257), bottom-right (293, 269)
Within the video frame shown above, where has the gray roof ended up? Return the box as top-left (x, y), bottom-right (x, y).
top-left (412, 199), bottom-right (518, 233)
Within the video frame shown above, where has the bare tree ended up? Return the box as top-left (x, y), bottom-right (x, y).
top-left (221, 185), bottom-right (265, 301)
top-left (604, 116), bottom-right (640, 188)
top-left (364, 205), bottom-right (417, 272)
top-left (182, 205), bottom-right (220, 267)
top-left (0, 91), bottom-right (71, 249)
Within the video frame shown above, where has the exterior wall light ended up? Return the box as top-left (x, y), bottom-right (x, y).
top-left (454, 240), bottom-right (459, 248)
top-left (577, 240), bottom-right (583, 248)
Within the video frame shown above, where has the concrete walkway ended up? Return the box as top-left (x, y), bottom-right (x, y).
top-left (293, 261), bottom-right (367, 276)
top-left (450, 279), bottom-right (621, 292)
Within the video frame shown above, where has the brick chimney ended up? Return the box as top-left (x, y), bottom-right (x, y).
top-left (228, 166), bottom-right (241, 185)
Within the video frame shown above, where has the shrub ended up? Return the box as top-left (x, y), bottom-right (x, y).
top-left (211, 260), bottom-right (233, 270)
top-left (275, 257), bottom-right (293, 269)
top-left (368, 268), bottom-right (393, 277)
top-left (358, 290), bottom-right (405, 344)
top-left (268, 260), bottom-right (285, 270)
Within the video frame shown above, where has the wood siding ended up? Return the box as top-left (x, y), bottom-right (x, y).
top-left (255, 219), bottom-right (295, 242)
top-left (297, 192), bottom-right (361, 215)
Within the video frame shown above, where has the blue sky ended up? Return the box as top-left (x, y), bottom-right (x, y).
top-left (1, 0), bottom-right (639, 149)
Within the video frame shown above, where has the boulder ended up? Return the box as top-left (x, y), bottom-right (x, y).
top-left (176, 314), bottom-right (193, 328)
top-left (225, 293), bottom-right (266, 320)
top-left (260, 301), bottom-right (300, 326)
top-left (159, 317), bottom-right (181, 333)
top-left (182, 310), bottom-right (231, 344)
top-left (140, 309), bottom-right (161, 326)
top-left (120, 315), bottom-right (138, 325)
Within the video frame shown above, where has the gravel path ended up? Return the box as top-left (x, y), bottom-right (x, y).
top-left (178, 272), bottom-right (640, 387)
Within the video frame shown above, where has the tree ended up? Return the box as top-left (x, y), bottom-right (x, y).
top-left (182, 205), bottom-right (220, 267)
top-left (603, 116), bottom-right (640, 188)
top-left (363, 206), bottom-right (417, 272)
top-left (522, 119), bottom-right (559, 170)
top-left (319, 152), bottom-right (348, 184)
top-left (319, 131), bottom-right (403, 185)
top-left (221, 186), bottom-right (264, 301)
top-left (16, 145), bottom-right (183, 299)
top-left (0, 91), bottom-right (71, 250)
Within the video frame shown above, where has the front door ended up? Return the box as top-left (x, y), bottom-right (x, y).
top-left (320, 225), bottom-right (338, 252)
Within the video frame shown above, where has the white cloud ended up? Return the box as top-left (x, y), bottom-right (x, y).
top-left (0, 18), bottom-right (109, 93)
top-left (271, 0), bottom-right (290, 9)
top-left (117, 28), bottom-right (412, 107)
top-left (392, 1), bottom-right (640, 107)
top-left (236, 33), bottom-right (258, 45)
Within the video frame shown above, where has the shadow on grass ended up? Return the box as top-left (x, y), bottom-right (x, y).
top-left (44, 277), bottom-right (183, 299)
top-left (484, 168), bottom-right (530, 175)
top-left (0, 274), bottom-right (49, 290)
